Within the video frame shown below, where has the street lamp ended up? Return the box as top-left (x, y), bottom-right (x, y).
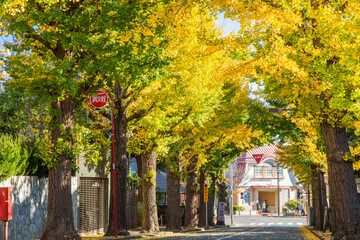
top-left (87, 89), bottom-right (117, 237)
top-left (276, 166), bottom-right (280, 216)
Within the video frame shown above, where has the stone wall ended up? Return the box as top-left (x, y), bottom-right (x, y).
top-left (0, 176), bottom-right (78, 240)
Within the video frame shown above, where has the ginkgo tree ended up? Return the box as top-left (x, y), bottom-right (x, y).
top-left (125, 4), bottom-right (232, 230)
top-left (97, 1), bottom-right (223, 235)
top-left (0, 0), bottom-right (184, 239)
top-left (273, 112), bottom-right (328, 230)
top-left (206, 0), bottom-right (360, 238)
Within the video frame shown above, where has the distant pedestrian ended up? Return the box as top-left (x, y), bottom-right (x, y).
top-left (265, 200), bottom-right (268, 211)
top-left (180, 202), bottom-right (185, 226)
top-left (256, 201), bottom-right (261, 214)
top-left (300, 202), bottom-right (305, 216)
top-left (262, 200), bottom-right (267, 213)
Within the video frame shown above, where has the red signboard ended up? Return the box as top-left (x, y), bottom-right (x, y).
top-left (252, 154), bottom-right (263, 164)
top-left (90, 90), bottom-right (108, 108)
top-left (0, 187), bottom-right (13, 220)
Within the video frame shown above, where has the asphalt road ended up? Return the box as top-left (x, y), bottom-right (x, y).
top-left (225, 214), bottom-right (308, 227)
top-left (110, 215), bottom-right (314, 240)
top-left (155, 226), bottom-right (311, 240)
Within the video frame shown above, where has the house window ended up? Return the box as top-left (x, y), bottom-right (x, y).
top-left (284, 188), bottom-right (290, 203)
top-left (264, 167), bottom-right (273, 177)
top-left (255, 167), bottom-right (262, 177)
top-left (275, 167), bottom-right (283, 177)
top-left (254, 165), bottom-right (283, 178)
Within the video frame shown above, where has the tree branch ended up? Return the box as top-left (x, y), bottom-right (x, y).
top-left (25, 33), bottom-right (55, 53)
top-left (174, 0), bottom-right (188, 16)
top-left (127, 103), bottom-right (156, 123)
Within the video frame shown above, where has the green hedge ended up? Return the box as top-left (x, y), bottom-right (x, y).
top-left (233, 205), bottom-right (245, 212)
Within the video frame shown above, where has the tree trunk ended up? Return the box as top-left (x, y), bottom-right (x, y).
top-left (319, 166), bottom-right (327, 229)
top-left (105, 107), bottom-right (129, 236)
top-left (207, 174), bottom-right (216, 226)
top-left (136, 154), bottom-right (143, 203)
top-left (311, 167), bottom-right (321, 230)
top-left (41, 97), bottom-right (80, 240)
top-left (198, 170), bottom-right (206, 227)
top-left (217, 172), bottom-right (226, 226)
top-left (166, 161), bottom-right (181, 230)
top-left (184, 157), bottom-right (198, 228)
top-left (141, 151), bottom-right (159, 232)
top-left (321, 122), bottom-right (360, 239)
top-left (312, 165), bottom-right (327, 231)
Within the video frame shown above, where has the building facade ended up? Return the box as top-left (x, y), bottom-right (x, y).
top-left (231, 143), bottom-right (299, 214)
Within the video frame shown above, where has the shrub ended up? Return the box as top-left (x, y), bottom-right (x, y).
top-left (233, 205), bottom-right (245, 212)
top-left (0, 134), bottom-right (28, 181)
top-left (285, 200), bottom-right (299, 211)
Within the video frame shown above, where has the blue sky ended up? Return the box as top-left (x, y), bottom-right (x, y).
top-left (216, 12), bottom-right (240, 36)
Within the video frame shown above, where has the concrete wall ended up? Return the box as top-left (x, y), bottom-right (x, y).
top-left (0, 176), bottom-right (78, 240)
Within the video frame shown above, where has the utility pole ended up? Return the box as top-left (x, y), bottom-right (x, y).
top-left (276, 166), bottom-right (280, 216)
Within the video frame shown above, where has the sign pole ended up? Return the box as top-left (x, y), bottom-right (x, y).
top-left (3, 220), bottom-right (8, 240)
top-left (206, 202), bottom-right (208, 228)
top-left (277, 166), bottom-right (280, 216)
top-left (204, 183), bottom-right (208, 228)
top-left (230, 163), bottom-right (233, 225)
top-left (87, 89), bottom-right (117, 237)
top-left (107, 89), bottom-right (117, 237)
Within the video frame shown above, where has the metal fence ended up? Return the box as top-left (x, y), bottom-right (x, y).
top-left (126, 189), bottom-right (138, 229)
top-left (79, 177), bottom-right (108, 235)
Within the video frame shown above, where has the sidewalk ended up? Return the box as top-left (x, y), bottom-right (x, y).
top-left (304, 226), bottom-right (332, 240)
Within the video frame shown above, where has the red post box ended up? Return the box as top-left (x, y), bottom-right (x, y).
top-left (0, 187), bottom-right (13, 221)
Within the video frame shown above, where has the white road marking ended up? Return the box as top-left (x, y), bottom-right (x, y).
top-left (216, 234), bottom-right (238, 240)
top-left (287, 222), bottom-right (293, 225)
top-left (278, 222), bottom-right (283, 225)
top-left (215, 227), bottom-right (266, 240)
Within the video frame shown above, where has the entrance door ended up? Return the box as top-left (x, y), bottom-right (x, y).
top-left (258, 191), bottom-right (275, 212)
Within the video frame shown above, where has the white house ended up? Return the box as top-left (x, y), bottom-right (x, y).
top-left (231, 143), bottom-right (299, 214)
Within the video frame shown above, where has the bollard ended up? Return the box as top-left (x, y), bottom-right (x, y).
top-left (271, 210), bottom-right (273, 217)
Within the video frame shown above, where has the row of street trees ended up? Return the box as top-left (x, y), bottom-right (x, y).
top-left (208, 0), bottom-right (360, 239)
top-left (0, 1), bottom-right (271, 239)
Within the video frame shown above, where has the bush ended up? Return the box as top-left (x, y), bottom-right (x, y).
top-left (0, 134), bottom-right (28, 181)
top-left (285, 200), bottom-right (299, 211)
top-left (233, 205), bottom-right (245, 212)
top-left (282, 207), bottom-right (288, 215)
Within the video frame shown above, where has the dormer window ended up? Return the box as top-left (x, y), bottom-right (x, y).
top-left (254, 167), bottom-right (262, 177)
top-left (265, 167), bottom-right (273, 177)
top-left (254, 161), bottom-right (283, 178)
